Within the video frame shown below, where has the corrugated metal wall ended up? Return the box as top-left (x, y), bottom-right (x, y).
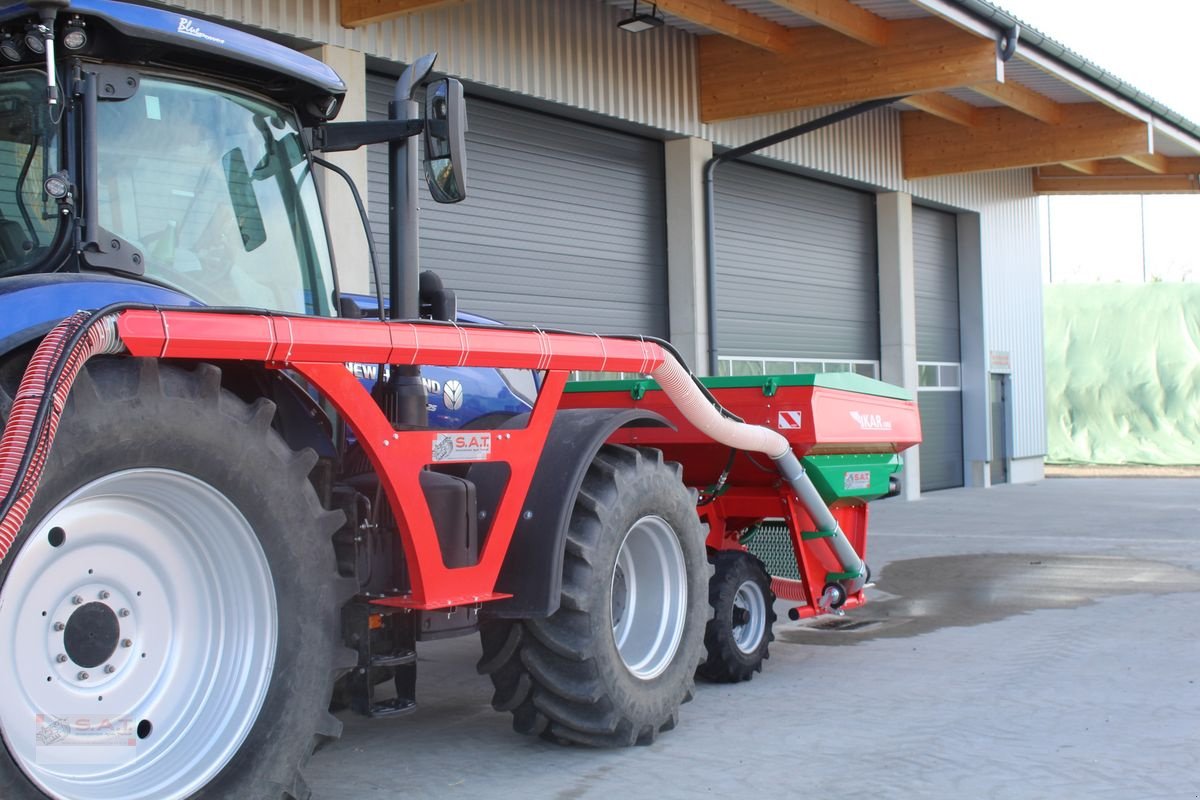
top-left (163, 0), bottom-right (1046, 460)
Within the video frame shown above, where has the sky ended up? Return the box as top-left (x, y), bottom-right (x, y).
top-left (991, 0), bottom-right (1200, 283)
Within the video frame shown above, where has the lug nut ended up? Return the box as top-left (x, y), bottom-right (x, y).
top-left (99, 590), bottom-right (110, 600)
top-left (53, 622), bottom-right (65, 632)
top-left (118, 608), bottom-right (130, 618)
top-left (104, 665), bottom-right (116, 675)
top-left (56, 654), bottom-right (68, 663)
top-left (121, 639), bottom-right (132, 648)
top-left (71, 595), bottom-right (83, 605)
top-left (77, 671), bottom-right (89, 681)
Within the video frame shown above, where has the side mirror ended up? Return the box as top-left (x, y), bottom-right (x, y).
top-left (423, 78), bottom-right (467, 204)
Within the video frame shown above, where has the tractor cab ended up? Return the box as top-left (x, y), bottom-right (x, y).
top-left (0, 0), bottom-right (464, 319)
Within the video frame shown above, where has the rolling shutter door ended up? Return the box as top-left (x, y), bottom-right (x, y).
top-left (365, 75), bottom-right (668, 336)
top-left (713, 162), bottom-right (879, 366)
top-left (914, 205), bottom-right (964, 491)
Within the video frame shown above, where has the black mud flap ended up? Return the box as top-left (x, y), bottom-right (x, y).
top-left (475, 408), bottom-right (670, 619)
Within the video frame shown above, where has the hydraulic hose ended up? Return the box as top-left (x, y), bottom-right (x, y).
top-left (0, 311), bottom-right (124, 562)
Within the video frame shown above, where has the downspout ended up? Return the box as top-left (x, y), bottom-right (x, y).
top-left (703, 96), bottom-right (905, 376)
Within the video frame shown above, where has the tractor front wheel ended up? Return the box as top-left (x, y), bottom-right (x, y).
top-left (479, 445), bottom-right (709, 746)
top-left (0, 359), bottom-right (348, 800)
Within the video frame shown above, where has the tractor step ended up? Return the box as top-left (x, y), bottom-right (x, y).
top-left (368, 697), bottom-right (418, 719)
top-left (370, 650), bottom-right (417, 668)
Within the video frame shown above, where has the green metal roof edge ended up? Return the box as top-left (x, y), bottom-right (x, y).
top-left (564, 372), bottom-right (913, 401)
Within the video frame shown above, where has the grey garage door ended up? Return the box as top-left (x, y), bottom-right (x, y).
top-left (914, 205), bottom-right (964, 491)
top-left (713, 162), bottom-right (879, 370)
top-left (365, 74), bottom-right (668, 336)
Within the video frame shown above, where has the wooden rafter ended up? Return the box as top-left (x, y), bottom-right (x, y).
top-left (1060, 161), bottom-right (1100, 175)
top-left (970, 81), bottom-right (1062, 124)
top-left (901, 104), bottom-right (1152, 179)
top-left (768, 0), bottom-right (890, 46)
top-left (1121, 153), bottom-right (1169, 173)
top-left (699, 18), bottom-right (1000, 122)
top-left (341, 0), bottom-right (464, 27)
top-left (654, 0), bottom-right (792, 51)
top-left (904, 93), bottom-right (979, 127)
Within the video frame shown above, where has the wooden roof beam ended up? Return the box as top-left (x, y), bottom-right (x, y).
top-left (699, 18), bottom-right (1001, 122)
top-left (970, 81), bottom-right (1062, 124)
top-left (1039, 158), bottom-right (1200, 178)
top-left (1122, 153), bottom-right (1169, 173)
top-left (904, 93), bottom-right (979, 127)
top-left (1033, 171), bottom-right (1200, 194)
top-left (901, 104), bottom-right (1153, 179)
top-left (341, 0), bottom-right (464, 28)
top-left (767, 0), bottom-right (891, 47)
top-left (1061, 161), bottom-right (1100, 175)
top-left (653, 0), bottom-right (792, 52)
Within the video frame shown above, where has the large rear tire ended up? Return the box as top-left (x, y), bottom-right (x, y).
top-left (478, 445), bottom-right (709, 747)
top-left (0, 359), bottom-right (350, 800)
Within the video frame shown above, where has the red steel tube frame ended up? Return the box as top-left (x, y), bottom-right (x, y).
top-left (116, 310), bottom-right (669, 610)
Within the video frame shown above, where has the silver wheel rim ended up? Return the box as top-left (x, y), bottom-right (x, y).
top-left (610, 515), bottom-right (688, 681)
top-left (732, 579), bottom-right (767, 655)
top-left (0, 469), bottom-right (277, 800)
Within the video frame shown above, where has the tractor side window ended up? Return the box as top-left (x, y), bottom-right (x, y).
top-left (0, 70), bottom-right (61, 277)
top-left (95, 77), bottom-right (336, 315)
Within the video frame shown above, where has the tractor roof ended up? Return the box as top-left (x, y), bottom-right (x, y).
top-left (0, 1), bottom-right (346, 119)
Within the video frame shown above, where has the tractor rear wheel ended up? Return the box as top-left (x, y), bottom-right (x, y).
top-left (697, 551), bottom-right (777, 683)
top-left (478, 445), bottom-right (709, 746)
top-left (0, 359), bottom-right (349, 800)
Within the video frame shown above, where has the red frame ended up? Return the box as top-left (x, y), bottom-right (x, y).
top-left (114, 309), bottom-right (910, 620)
top-left (117, 310), bottom-right (666, 610)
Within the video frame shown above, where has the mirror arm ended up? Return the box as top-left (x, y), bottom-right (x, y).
top-left (312, 119), bottom-right (424, 152)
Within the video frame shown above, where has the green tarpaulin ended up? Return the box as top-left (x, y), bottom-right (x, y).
top-left (1044, 283), bottom-right (1200, 465)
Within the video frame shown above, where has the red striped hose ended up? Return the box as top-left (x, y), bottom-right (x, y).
top-left (0, 312), bottom-right (124, 564)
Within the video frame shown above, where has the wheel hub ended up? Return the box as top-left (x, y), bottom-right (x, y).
top-left (63, 602), bottom-right (120, 669)
top-left (45, 582), bottom-right (138, 687)
top-left (731, 579), bottom-right (767, 655)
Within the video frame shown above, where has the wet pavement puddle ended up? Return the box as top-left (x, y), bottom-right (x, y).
top-left (777, 553), bottom-right (1200, 645)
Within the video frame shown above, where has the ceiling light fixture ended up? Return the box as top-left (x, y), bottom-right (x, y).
top-left (618, 0), bottom-right (663, 33)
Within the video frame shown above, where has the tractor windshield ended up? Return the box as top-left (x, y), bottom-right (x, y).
top-left (0, 70), bottom-right (62, 277)
top-left (95, 76), bottom-right (337, 315)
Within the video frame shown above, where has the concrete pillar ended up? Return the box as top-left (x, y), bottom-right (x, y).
top-left (664, 137), bottom-right (713, 374)
top-left (305, 44), bottom-right (371, 295)
top-left (876, 192), bottom-right (921, 500)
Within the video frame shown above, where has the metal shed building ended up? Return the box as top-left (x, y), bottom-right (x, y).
top-left (156, 0), bottom-right (1200, 496)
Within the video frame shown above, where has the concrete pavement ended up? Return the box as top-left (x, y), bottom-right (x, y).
top-left (308, 478), bottom-right (1200, 800)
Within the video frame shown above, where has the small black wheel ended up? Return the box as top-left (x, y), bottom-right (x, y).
top-left (478, 445), bottom-right (710, 747)
top-left (697, 551), bottom-right (777, 683)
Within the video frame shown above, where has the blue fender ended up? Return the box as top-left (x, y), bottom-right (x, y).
top-left (0, 273), bottom-right (200, 356)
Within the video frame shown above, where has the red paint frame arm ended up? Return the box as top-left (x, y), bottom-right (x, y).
top-left (116, 309), bottom-right (669, 609)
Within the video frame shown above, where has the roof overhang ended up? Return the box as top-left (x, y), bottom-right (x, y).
top-left (340, 0), bottom-right (1200, 194)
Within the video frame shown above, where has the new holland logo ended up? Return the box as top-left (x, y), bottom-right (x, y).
top-left (177, 18), bottom-right (226, 44)
top-left (443, 380), bottom-right (464, 411)
top-left (849, 411), bottom-right (892, 431)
